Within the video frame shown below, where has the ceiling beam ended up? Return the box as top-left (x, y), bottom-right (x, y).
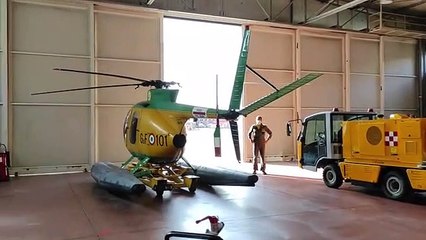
top-left (305, 0), bottom-right (369, 24)
top-left (397, 0), bottom-right (426, 11)
top-left (273, 0), bottom-right (295, 21)
top-left (256, 0), bottom-right (271, 20)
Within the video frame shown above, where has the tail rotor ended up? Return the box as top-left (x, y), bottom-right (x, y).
top-left (214, 75), bottom-right (222, 158)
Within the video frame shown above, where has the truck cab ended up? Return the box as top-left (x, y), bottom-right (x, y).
top-left (292, 110), bottom-right (376, 171)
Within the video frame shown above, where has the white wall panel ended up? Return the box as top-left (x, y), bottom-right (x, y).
top-left (301, 74), bottom-right (343, 108)
top-left (300, 109), bottom-right (326, 120)
top-left (244, 71), bottom-right (294, 108)
top-left (97, 107), bottom-right (130, 163)
top-left (96, 60), bottom-right (160, 105)
top-left (96, 12), bottom-right (161, 61)
top-left (12, 55), bottom-right (90, 104)
top-left (244, 108), bottom-right (294, 161)
top-left (384, 38), bottom-right (418, 115)
top-left (350, 75), bottom-right (380, 110)
top-left (12, 2), bottom-right (89, 55)
top-left (95, 9), bottom-right (162, 165)
top-left (12, 106), bottom-right (90, 167)
top-left (349, 37), bottom-right (380, 112)
top-left (351, 39), bottom-right (379, 74)
top-left (10, 1), bottom-right (91, 172)
top-left (384, 40), bottom-right (417, 76)
top-left (247, 28), bottom-right (294, 70)
top-left (301, 34), bottom-right (343, 72)
top-left (384, 76), bottom-right (417, 110)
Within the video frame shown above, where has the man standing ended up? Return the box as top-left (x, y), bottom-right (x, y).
top-left (248, 115), bottom-right (272, 175)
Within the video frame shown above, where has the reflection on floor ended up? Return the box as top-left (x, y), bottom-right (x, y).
top-left (1, 165), bottom-right (426, 240)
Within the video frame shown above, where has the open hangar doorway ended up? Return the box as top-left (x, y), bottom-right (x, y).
top-left (163, 17), bottom-right (245, 168)
top-left (163, 19), bottom-right (323, 178)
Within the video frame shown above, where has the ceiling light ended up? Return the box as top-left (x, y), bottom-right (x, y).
top-left (380, 0), bottom-right (393, 4)
top-left (146, 0), bottom-right (155, 5)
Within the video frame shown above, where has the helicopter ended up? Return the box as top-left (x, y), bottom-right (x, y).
top-left (32, 26), bottom-right (322, 197)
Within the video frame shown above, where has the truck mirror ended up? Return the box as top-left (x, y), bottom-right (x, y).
top-left (286, 122), bottom-right (292, 136)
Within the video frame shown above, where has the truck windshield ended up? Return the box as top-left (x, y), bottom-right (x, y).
top-left (331, 114), bottom-right (375, 143)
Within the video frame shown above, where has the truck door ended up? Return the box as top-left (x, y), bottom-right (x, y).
top-left (301, 114), bottom-right (327, 167)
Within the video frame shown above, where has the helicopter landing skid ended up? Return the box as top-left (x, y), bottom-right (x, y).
top-left (124, 158), bottom-right (200, 197)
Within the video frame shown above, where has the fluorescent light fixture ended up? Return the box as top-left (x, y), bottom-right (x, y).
top-left (380, 0), bottom-right (393, 4)
top-left (146, 0), bottom-right (155, 5)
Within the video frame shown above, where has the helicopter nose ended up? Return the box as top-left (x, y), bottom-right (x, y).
top-left (173, 134), bottom-right (186, 148)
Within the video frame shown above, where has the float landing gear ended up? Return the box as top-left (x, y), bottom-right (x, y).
top-left (123, 156), bottom-right (200, 197)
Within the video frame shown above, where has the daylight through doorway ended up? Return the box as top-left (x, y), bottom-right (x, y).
top-left (163, 18), bottom-right (243, 167)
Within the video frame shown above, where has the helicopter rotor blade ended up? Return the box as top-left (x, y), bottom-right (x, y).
top-left (53, 68), bottom-right (150, 83)
top-left (229, 120), bottom-right (241, 163)
top-left (31, 83), bottom-right (142, 95)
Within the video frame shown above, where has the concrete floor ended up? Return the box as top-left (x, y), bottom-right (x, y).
top-left (1, 163), bottom-right (426, 240)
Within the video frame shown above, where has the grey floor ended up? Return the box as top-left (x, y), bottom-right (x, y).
top-left (1, 165), bottom-right (426, 240)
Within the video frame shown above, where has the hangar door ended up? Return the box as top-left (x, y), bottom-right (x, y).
top-left (9, 0), bottom-right (162, 174)
top-left (299, 31), bottom-right (344, 119)
top-left (94, 6), bottom-right (162, 165)
top-left (0, 0), bottom-right (6, 144)
top-left (10, 1), bottom-right (92, 173)
top-left (383, 38), bottom-right (418, 117)
top-left (349, 35), bottom-right (418, 116)
top-left (349, 36), bottom-right (380, 112)
top-left (244, 26), bottom-right (296, 161)
top-left (243, 27), bottom-right (344, 162)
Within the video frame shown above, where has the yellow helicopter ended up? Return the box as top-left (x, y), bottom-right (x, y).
top-left (32, 27), bottom-right (322, 197)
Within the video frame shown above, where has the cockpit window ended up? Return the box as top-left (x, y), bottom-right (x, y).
top-left (129, 111), bottom-right (139, 144)
top-left (123, 110), bottom-right (131, 140)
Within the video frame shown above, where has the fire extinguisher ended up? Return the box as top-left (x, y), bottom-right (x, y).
top-left (0, 143), bottom-right (10, 182)
top-left (195, 216), bottom-right (224, 235)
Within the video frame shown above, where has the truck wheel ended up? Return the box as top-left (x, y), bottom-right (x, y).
top-left (323, 164), bottom-right (343, 189)
top-left (381, 171), bottom-right (410, 200)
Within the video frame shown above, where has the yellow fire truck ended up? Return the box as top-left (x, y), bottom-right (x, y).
top-left (287, 109), bottom-right (426, 200)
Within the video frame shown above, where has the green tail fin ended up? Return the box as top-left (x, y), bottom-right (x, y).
top-left (229, 27), bottom-right (251, 111)
top-left (238, 73), bottom-right (322, 116)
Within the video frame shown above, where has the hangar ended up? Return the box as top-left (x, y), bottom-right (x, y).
top-left (0, 0), bottom-right (426, 239)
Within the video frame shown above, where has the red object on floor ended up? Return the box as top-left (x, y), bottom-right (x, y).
top-left (0, 144), bottom-right (10, 182)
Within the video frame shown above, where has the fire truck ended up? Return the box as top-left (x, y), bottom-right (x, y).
top-left (287, 109), bottom-right (426, 200)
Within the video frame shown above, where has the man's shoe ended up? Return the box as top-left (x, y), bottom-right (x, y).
top-left (252, 171), bottom-right (257, 175)
top-left (262, 171), bottom-right (267, 175)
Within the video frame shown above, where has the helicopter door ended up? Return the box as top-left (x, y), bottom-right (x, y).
top-left (129, 112), bottom-right (139, 144)
top-left (301, 114), bottom-right (326, 167)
